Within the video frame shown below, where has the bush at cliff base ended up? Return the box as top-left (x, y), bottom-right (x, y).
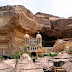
top-left (12, 51), bottom-right (31, 59)
top-left (47, 53), bottom-right (57, 57)
top-left (0, 55), bottom-right (2, 59)
top-left (13, 51), bottom-right (24, 59)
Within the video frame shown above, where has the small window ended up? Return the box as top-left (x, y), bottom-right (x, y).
top-left (35, 47), bottom-right (36, 50)
top-left (31, 48), bottom-right (32, 50)
top-left (33, 48), bottom-right (34, 50)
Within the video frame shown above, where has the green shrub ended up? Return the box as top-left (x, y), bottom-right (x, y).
top-left (13, 51), bottom-right (25, 59)
top-left (51, 53), bottom-right (57, 57)
top-left (38, 53), bottom-right (44, 57)
top-left (0, 55), bottom-right (2, 59)
top-left (47, 53), bottom-right (57, 57)
top-left (12, 51), bottom-right (31, 59)
top-left (70, 50), bottom-right (72, 52)
top-left (27, 52), bottom-right (31, 57)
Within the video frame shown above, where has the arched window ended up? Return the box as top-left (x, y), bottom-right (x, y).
top-left (39, 38), bottom-right (40, 44)
top-left (25, 38), bottom-right (29, 44)
top-left (26, 38), bottom-right (27, 44)
top-left (35, 47), bottom-right (36, 50)
top-left (37, 38), bottom-right (38, 45)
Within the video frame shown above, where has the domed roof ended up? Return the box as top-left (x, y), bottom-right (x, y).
top-left (36, 34), bottom-right (42, 38)
top-left (24, 34), bottom-right (29, 38)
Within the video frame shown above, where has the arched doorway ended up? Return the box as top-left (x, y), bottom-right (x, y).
top-left (31, 52), bottom-right (36, 57)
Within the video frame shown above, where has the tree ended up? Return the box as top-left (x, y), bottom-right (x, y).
top-left (13, 51), bottom-right (25, 59)
top-left (27, 52), bottom-right (31, 57)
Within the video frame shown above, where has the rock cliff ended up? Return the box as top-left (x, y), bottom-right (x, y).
top-left (0, 5), bottom-right (39, 56)
top-left (0, 5), bottom-right (72, 55)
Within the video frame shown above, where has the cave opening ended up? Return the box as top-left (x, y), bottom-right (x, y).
top-left (42, 35), bottom-right (57, 47)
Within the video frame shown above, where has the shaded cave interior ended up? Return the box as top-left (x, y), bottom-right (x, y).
top-left (41, 34), bottom-right (63, 47)
top-left (32, 32), bottom-right (64, 47)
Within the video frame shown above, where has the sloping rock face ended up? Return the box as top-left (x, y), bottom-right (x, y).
top-left (0, 5), bottom-right (72, 56)
top-left (35, 12), bottom-right (60, 18)
top-left (0, 5), bottom-right (39, 56)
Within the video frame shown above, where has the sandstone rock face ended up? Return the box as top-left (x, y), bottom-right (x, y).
top-left (53, 39), bottom-right (67, 52)
top-left (0, 5), bottom-right (72, 56)
top-left (53, 39), bottom-right (72, 52)
top-left (0, 5), bottom-right (39, 56)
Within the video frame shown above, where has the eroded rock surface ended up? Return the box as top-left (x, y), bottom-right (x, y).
top-left (0, 5), bottom-right (39, 56)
